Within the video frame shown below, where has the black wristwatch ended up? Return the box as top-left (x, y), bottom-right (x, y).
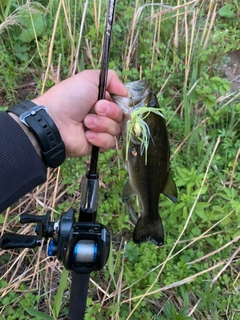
top-left (8, 101), bottom-right (66, 168)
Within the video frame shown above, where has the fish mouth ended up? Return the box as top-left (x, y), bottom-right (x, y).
top-left (111, 80), bottom-right (150, 116)
top-left (125, 80), bottom-right (149, 107)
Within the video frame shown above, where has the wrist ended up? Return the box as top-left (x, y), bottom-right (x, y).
top-left (7, 101), bottom-right (66, 168)
top-left (8, 112), bottom-right (42, 158)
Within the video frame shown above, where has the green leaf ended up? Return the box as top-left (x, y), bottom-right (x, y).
top-left (192, 227), bottom-right (201, 236)
top-left (19, 14), bottom-right (44, 43)
top-left (161, 301), bottom-right (193, 320)
top-left (219, 216), bottom-right (231, 226)
top-left (192, 186), bottom-right (208, 196)
top-left (212, 206), bottom-right (225, 214)
top-left (53, 268), bottom-right (69, 319)
top-left (195, 202), bottom-right (210, 209)
top-left (1, 0), bottom-right (9, 6)
top-left (203, 95), bottom-right (217, 109)
top-left (195, 209), bottom-right (208, 221)
top-left (24, 308), bottom-right (54, 320)
top-left (107, 239), bottom-right (117, 287)
top-left (218, 4), bottom-right (236, 18)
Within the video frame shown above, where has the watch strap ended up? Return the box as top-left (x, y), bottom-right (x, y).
top-left (8, 101), bottom-right (66, 168)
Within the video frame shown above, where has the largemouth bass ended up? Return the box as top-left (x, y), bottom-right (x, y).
top-left (112, 80), bottom-right (177, 246)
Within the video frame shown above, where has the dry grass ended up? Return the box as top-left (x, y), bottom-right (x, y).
top-left (0, 2), bottom-right (46, 34)
top-left (0, 0), bottom-right (240, 319)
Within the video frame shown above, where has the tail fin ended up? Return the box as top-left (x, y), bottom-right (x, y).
top-left (133, 215), bottom-right (164, 246)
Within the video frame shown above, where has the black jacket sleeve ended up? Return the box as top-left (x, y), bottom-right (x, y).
top-left (0, 111), bottom-right (47, 213)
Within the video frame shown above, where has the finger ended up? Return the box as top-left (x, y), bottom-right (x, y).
top-left (85, 131), bottom-right (116, 150)
top-left (79, 70), bottom-right (127, 96)
top-left (84, 114), bottom-right (121, 136)
top-left (94, 100), bottom-right (123, 122)
top-left (106, 70), bottom-right (128, 96)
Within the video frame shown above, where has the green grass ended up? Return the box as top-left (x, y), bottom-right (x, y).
top-left (0, 0), bottom-right (240, 319)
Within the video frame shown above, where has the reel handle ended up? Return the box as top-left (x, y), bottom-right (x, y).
top-left (19, 214), bottom-right (46, 224)
top-left (0, 232), bottom-right (41, 249)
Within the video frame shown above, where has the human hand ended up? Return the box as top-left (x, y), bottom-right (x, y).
top-left (32, 70), bottom-right (127, 157)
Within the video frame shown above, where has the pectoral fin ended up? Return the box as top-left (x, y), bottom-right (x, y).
top-left (122, 180), bottom-right (135, 203)
top-left (163, 173), bottom-right (178, 203)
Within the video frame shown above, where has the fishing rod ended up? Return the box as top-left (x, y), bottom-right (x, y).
top-left (69, 1), bottom-right (117, 319)
top-left (89, 0), bottom-right (116, 177)
top-left (0, 1), bottom-right (117, 319)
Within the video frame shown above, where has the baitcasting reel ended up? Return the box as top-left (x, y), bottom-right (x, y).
top-left (0, 1), bottom-right (116, 316)
top-left (0, 173), bottom-right (111, 319)
top-left (0, 209), bottom-right (110, 274)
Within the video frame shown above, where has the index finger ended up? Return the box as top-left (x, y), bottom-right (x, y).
top-left (94, 100), bottom-right (123, 123)
top-left (106, 70), bottom-right (128, 96)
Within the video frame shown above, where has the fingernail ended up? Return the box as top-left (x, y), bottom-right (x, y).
top-left (96, 101), bottom-right (109, 115)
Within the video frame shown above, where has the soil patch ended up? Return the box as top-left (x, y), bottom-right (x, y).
top-left (222, 50), bottom-right (240, 92)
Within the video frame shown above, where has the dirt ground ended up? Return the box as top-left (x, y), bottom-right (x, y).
top-left (222, 49), bottom-right (240, 92)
